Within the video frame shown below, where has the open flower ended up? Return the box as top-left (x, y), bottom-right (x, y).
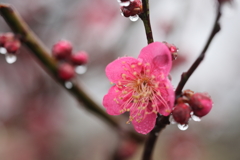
top-left (103, 42), bottom-right (174, 134)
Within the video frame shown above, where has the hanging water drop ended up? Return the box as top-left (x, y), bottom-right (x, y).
top-left (119, 1), bottom-right (130, 7)
top-left (191, 115), bottom-right (201, 122)
top-left (129, 15), bottom-right (139, 22)
top-left (169, 115), bottom-right (176, 124)
top-left (65, 81), bottom-right (73, 89)
top-left (0, 47), bottom-right (7, 54)
top-left (75, 65), bottom-right (87, 75)
top-left (178, 124), bottom-right (189, 131)
top-left (5, 54), bottom-right (17, 64)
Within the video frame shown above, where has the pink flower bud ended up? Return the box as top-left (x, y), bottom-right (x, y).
top-left (4, 39), bottom-right (21, 54)
top-left (121, 0), bottom-right (142, 17)
top-left (58, 63), bottom-right (75, 80)
top-left (189, 93), bottom-right (213, 117)
top-left (52, 40), bottom-right (72, 60)
top-left (163, 42), bottom-right (178, 60)
top-left (70, 51), bottom-right (88, 65)
top-left (0, 32), bottom-right (14, 47)
top-left (172, 103), bottom-right (192, 125)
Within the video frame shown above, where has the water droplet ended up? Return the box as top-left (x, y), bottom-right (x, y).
top-left (178, 124), bottom-right (189, 131)
top-left (129, 15), bottom-right (139, 22)
top-left (119, 1), bottom-right (130, 7)
top-left (169, 115), bottom-right (176, 124)
top-left (5, 54), bottom-right (17, 64)
top-left (130, 0), bottom-right (134, 2)
top-left (65, 81), bottom-right (73, 89)
top-left (120, 9), bottom-right (124, 17)
top-left (0, 47), bottom-right (7, 54)
top-left (191, 115), bottom-right (201, 122)
top-left (75, 65), bottom-right (87, 74)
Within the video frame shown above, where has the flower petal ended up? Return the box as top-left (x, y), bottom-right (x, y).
top-left (105, 57), bottom-right (139, 83)
top-left (157, 79), bottom-right (175, 116)
top-left (138, 42), bottom-right (172, 75)
top-left (103, 86), bottom-right (123, 115)
top-left (132, 113), bottom-right (157, 134)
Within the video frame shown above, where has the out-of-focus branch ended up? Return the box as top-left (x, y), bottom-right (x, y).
top-left (139, 0), bottom-right (153, 44)
top-left (0, 3), bottom-right (144, 142)
top-left (175, 5), bottom-right (222, 97)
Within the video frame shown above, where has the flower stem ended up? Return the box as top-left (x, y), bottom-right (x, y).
top-left (139, 0), bottom-right (154, 44)
top-left (0, 3), bottom-right (144, 142)
top-left (175, 5), bottom-right (222, 97)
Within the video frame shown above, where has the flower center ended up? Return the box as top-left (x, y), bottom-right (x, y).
top-left (113, 61), bottom-right (170, 123)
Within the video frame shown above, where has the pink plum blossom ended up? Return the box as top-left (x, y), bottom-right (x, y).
top-left (103, 42), bottom-right (174, 134)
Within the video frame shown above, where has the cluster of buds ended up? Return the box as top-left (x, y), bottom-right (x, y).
top-left (0, 32), bottom-right (21, 54)
top-left (52, 40), bottom-right (88, 81)
top-left (163, 41), bottom-right (178, 60)
top-left (117, 0), bottom-right (143, 20)
top-left (172, 90), bottom-right (213, 127)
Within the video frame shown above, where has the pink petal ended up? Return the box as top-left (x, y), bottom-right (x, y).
top-left (132, 113), bottom-right (157, 134)
top-left (103, 86), bottom-right (123, 115)
top-left (157, 79), bottom-right (175, 116)
top-left (105, 57), bottom-right (139, 83)
top-left (138, 42), bottom-right (172, 75)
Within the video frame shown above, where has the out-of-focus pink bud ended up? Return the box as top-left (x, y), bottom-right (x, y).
top-left (4, 39), bottom-right (21, 54)
top-left (172, 103), bottom-right (192, 125)
top-left (52, 40), bottom-right (72, 60)
top-left (70, 51), bottom-right (88, 65)
top-left (0, 32), bottom-right (14, 47)
top-left (121, 0), bottom-right (142, 17)
top-left (58, 63), bottom-right (75, 80)
top-left (189, 93), bottom-right (213, 117)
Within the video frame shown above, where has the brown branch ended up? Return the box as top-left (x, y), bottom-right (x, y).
top-left (175, 5), bottom-right (222, 97)
top-left (139, 0), bottom-right (154, 44)
top-left (0, 3), bottom-right (144, 142)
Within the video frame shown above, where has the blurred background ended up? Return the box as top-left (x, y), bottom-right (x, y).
top-left (0, 0), bottom-right (240, 160)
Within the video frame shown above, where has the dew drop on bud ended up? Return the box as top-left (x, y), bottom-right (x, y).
top-left (65, 81), bottom-right (73, 89)
top-left (75, 65), bottom-right (87, 74)
top-left (130, 0), bottom-right (134, 2)
top-left (120, 9), bottom-right (124, 17)
top-left (191, 115), bottom-right (201, 122)
top-left (5, 54), bottom-right (17, 64)
top-left (119, 1), bottom-right (130, 7)
top-left (169, 115), bottom-right (176, 124)
top-left (129, 15), bottom-right (139, 22)
top-left (0, 47), bottom-right (7, 54)
top-left (178, 124), bottom-right (189, 131)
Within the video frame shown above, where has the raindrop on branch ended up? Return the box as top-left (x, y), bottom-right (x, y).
top-left (178, 124), bottom-right (189, 131)
top-left (129, 15), bottom-right (139, 22)
top-left (65, 81), bottom-right (73, 89)
top-left (5, 54), bottom-right (17, 64)
top-left (0, 47), bottom-right (7, 54)
top-left (119, 1), bottom-right (130, 7)
top-left (191, 115), bottom-right (201, 122)
top-left (75, 65), bottom-right (87, 75)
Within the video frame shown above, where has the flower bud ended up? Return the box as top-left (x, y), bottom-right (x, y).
top-left (172, 103), bottom-right (192, 125)
top-left (0, 32), bottom-right (14, 47)
top-left (52, 40), bottom-right (72, 60)
top-left (188, 93), bottom-right (213, 117)
top-left (58, 63), bottom-right (75, 80)
top-left (71, 51), bottom-right (88, 65)
top-left (163, 42), bottom-right (178, 60)
top-left (4, 39), bottom-right (21, 54)
top-left (121, 0), bottom-right (142, 17)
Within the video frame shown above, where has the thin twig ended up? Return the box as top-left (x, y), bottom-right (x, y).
top-left (141, 4), bottom-right (222, 160)
top-left (0, 3), bottom-right (144, 142)
top-left (175, 5), bottom-right (222, 97)
top-left (139, 0), bottom-right (154, 44)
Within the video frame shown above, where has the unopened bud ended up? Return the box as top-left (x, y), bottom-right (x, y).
top-left (58, 63), bottom-right (75, 80)
top-left (163, 42), bottom-right (178, 60)
top-left (183, 89), bottom-right (194, 99)
top-left (52, 40), bottom-right (72, 60)
top-left (71, 51), bottom-right (88, 65)
top-left (172, 103), bottom-right (192, 125)
top-left (4, 39), bottom-right (21, 54)
top-left (188, 93), bottom-right (213, 117)
top-left (121, 0), bottom-right (142, 17)
top-left (0, 32), bottom-right (14, 47)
